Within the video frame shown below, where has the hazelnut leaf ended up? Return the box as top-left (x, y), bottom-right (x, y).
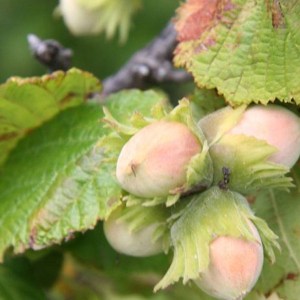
top-left (251, 166), bottom-right (300, 298)
top-left (0, 263), bottom-right (45, 299)
top-left (0, 89), bottom-right (166, 260)
top-left (0, 105), bottom-right (120, 259)
top-left (174, 0), bottom-right (300, 105)
top-left (0, 68), bottom-right (101, 167)
top-left (189, 88), bottom-right (227, 122)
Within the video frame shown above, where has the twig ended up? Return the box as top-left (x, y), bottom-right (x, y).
top-left (101, 22), bottom-right (192, 96)
top-left (27, 34), bottom-right (73, 72)
top-left (27, 22), bottom-right (191, 95)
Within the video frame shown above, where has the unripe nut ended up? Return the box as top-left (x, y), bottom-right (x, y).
top-left (228, 105), bottom-right (300, 168)
top-left (116, 121), bottom-right (201, 198)
top-left (195, 221), bottom-right (263, 300)
top-left (59, 0), bottom-right (102, 36)
top-left (103, 213), bottom-right (162, 257)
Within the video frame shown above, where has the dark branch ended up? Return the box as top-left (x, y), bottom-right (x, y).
top-left (27, 22), bottom-right (191, 95)
top-left (27, 34), bottom-right (73, 72)
top-left (102, 22), bottom-right (192, 96)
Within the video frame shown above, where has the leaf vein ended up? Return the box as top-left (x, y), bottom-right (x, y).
top-left (270, 189), bottom-right (300, 271)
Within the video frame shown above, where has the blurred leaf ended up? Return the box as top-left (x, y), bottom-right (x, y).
top-left (2, 251), bottom-right (63, 297)
top-left (29, 250), bottom-right (64, 289)
top-left (189, 88), bottom-right (226, 122)
top-left (251, 164), bottom-right (300, 299)
top-left (174, 0), bottom-right (300, 106)
top-left (65, 223), bottom-right (170, 279)
top-left (48, 251), bottom-right (214, 300)
top-left (0, 68), bottom-right (101, 166)
top-left (0, 89), bottom-right (167, 260)
top-left (104, 89), bottom-right (170, 126)
top-left (0, 262), bottom-right (46, 300)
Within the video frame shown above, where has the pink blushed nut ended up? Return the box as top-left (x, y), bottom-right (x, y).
top-left (228, 105), bottom-right (300, 168)
top-left (195, 221), bottom-right (263, 300)
top-left (116, 121), bottom-right (201, 198)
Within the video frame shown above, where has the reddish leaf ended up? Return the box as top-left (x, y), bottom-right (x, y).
top-left (175, 0), bottom-right (235, 42)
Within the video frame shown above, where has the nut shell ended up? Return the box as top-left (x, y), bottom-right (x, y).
top-left (228, 105), bottom-right (300, 168)
top-left (116, 121), bottom-right (201, 198)
top-left (195, 221), bottom-right (263, 300)
top-left (103, 215), bottom-right (162, 257)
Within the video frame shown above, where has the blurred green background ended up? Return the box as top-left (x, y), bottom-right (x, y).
top-left (0, 0), bottom-right (180, 83)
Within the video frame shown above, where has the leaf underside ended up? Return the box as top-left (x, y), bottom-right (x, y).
top-left (174, 0), bottom-right (300, 106)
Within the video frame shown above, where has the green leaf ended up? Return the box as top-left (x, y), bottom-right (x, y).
top-left (245, 291), bottom-right (281, 300)
top-left (0, 104), bottom-right (116, 258)
top-left (46, 248), bottom-right (213, 300)
top-left (103, 89), bottom-right (171, 130)
top-left (189, 88), bottom-right (226, 122)
top-left (66, 223), bottom-right (170, 279)
top-left (0, 89), bottom-right (166, 260)
top-left (174, 0), bottom-right (300, 105)
top-left (251, 166), bottom-right (300, 299)
top-left (26, 250), bottom-right (64, 289)
top-left (54, 226), bottom-right (215, 300)
top-left (0, 68), bottom-right (101, 166)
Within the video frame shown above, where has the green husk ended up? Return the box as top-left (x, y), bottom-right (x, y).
top-left (155, 187), bottom-right (279, 291)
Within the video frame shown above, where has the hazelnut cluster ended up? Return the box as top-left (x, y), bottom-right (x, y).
top-left (103, 102), bottom-right (300, 300)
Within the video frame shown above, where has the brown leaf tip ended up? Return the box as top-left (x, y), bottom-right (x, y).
top-left (271, 0), bottom-right (285, 28)
top-left (175, 0), bottom-right (235, 42)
